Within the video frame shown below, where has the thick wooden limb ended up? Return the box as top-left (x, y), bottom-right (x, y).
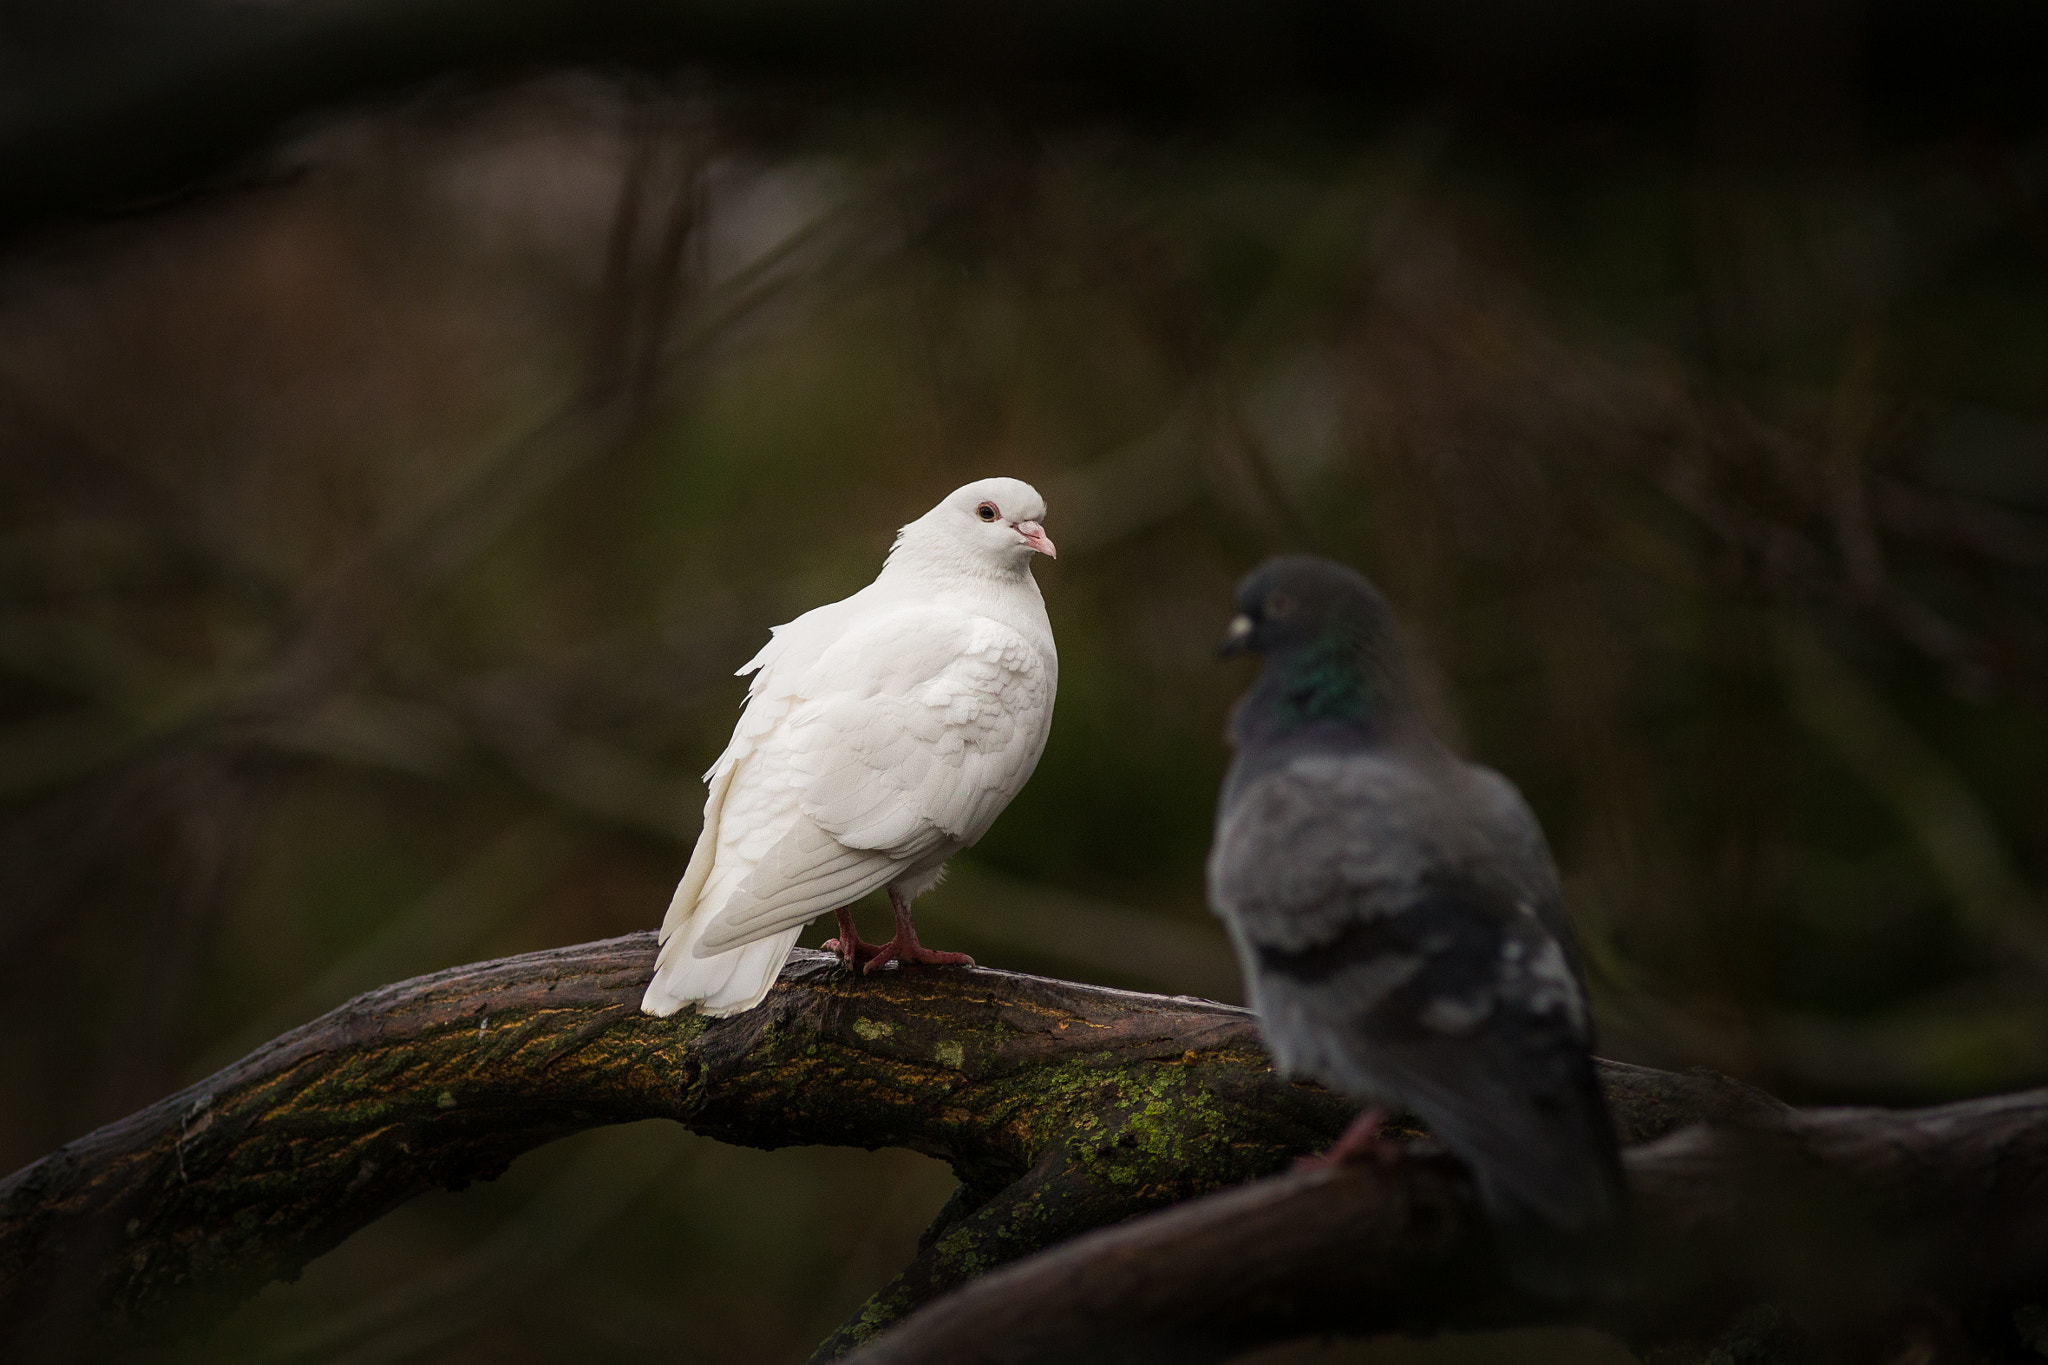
top-left (813, 1057), bottom-right (1777, 1358)
top-left (0, 932), bottom-right (1761, 1361)
top-left (839, 1089), bottom-right (2048, 1365)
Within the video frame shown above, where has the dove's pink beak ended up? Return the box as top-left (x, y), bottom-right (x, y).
top-left (1016, 521), bottom-right (1057, 559)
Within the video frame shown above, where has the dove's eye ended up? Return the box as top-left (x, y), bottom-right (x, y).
top-left (975, 502), bottom-right (1000, 522)
top-left (1267, 591), bottom-right (1296, 619)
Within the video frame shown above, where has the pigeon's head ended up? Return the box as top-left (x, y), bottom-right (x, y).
top-left (1220, 555), bottom-right (1411, 732)
top-left (897, 478), bottom-right (1056, 578)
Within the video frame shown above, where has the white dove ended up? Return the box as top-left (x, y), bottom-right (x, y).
top-left (641, 477), bottom-right (1059, 1017)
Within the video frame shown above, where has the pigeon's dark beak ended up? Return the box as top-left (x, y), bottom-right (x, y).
top-left (1217, 613), bottom-right (1255, 658)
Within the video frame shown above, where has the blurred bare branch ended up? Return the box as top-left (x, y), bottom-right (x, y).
top-left (1775, 615), bottom-right (2048, 968)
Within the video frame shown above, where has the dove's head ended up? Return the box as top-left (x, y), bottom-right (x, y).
top-left (1220, 555), bottom-right (1412, 736)
top-left (893, 477), bottom-right (1056, 581)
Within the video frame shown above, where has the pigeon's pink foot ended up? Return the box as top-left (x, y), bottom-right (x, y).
top-left (1294, 1108), bottom-right (1401, 1172)
top-left (860, 891), bottom-right (976, 974)
top-left (824, 907), bottom-right (891, 970)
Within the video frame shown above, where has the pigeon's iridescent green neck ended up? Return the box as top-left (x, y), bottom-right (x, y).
top-left (1231, 622), bottom-right (1411, 757)
top-left (1221, 581), bottom-right (1418, 806)
top-left (1271, 630), bottom-right (1376, 731)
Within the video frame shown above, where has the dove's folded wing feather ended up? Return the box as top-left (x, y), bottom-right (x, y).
top-left (694, 604), bottom-right (1051, 955)
top-left (797, 611), bottom-right (1051, 848)
top-left (694, 817), bottom-right (903, 953)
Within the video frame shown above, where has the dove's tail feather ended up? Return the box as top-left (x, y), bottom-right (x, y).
top-left (641, 759), bottom-right (803, 1018)
top-left (643, 919), bottom-right (803, 1017)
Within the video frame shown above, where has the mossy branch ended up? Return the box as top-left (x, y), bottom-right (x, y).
top-left (0, 933), bottom-right (1343, 1361)
top-left (0, 931), bottom-right (2001, 1365)
top-left (841, 1087), bottom-right (2048, 1364)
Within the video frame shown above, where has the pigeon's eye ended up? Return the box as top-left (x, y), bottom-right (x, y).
top-left (1267, 591), bottom-right (1296, 619)
top-left (975, 501), bottom-right (1000, 522)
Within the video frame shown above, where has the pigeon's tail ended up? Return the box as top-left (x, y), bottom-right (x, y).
top-left (1453, 1054), bottom-right (1635, 1303)
top-left (1474, 1163), bottom-right (1633, 1303)
top-left (1350, 1027), bottom-right (1633, 1301)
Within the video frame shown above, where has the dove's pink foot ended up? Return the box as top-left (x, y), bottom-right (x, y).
top-left (824, 907), bottom-right (891, 970)
top-left (863, 940), bottom-right (977, 972)
top-left (860, 889), bottom-right (976, 975)
top-left (1294, 1108), bottom-right (1402, 1172)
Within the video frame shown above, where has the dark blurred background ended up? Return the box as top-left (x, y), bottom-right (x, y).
top-left (2, 2), bottom-right (2046, 1360)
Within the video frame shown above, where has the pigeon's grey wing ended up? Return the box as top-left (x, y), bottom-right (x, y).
top-left (1261, 871), bottom-right (1618, 1193)
top-left (1252, 872), bottom-right (1628, 1297)
top-left (1209, 750), bottom-right (1476, 1082)
top-left (1459, 761), bottom-right (1591, 984)
top-left (1212, 756), bottom-right (1626, 1293)
top-left (1207, 751), bottom-right (1446, 956)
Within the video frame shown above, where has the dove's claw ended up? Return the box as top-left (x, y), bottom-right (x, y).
top-left (824, 936), bottom-right (889, 967)
top-left (898, 945), bottom-right (976, 968)
top-left (849, 888), bottom-right (976, 974)
top-left (860, 941), bottom-right (975, 973)
top-left (826, 908), bottom-right (891, 970)
top-left (1293, 1108), bottom-right (1402, 1172)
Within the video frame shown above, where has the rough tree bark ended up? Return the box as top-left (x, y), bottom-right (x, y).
top-left (0, 933), bottom-right (2040, 1364)
top-left (841, 1091), bottom-right (2048, 1364)
top-left (0, 932), bottom-right (1364, 1362)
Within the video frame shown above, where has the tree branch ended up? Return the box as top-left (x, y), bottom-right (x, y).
top-left (0, 933), bottom-right (1764, 1361)
top-left (839, 1088), bottom-right (2048, 1365)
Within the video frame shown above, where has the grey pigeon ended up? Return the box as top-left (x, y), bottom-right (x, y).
top-left (1207, 555), bottom-right (1629, 1298)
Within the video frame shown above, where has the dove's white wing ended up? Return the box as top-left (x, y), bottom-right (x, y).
top-left (795, 605), bottom-right (1052, 850)
top-left (694, 603), bottom-right (1052, 954)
